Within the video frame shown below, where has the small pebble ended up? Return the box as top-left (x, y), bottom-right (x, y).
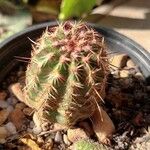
top-left (15, 102), bottom-right (26, 110)
top-left (127, 59), bottom-right (136, 68)
top-left (63, 134), bottom-right (71, 146)
top-left (110, 54), bottom-right (128, 70)
top-left (0, 100), bottom-right (9, 109)
top-left (29, 121), bottom-right (35, 128)
top-left (67, 128), bottom-right (88, 143)
top-left (33, 126), bottom-right (42, 134)
top-left (23, 107), bottom-right (33, 116)
top-left (0, 91), bottom-right (7, 101)
top-left (7, 97), bottom-right (12, 105)
top-left (0, 138), bottom-right (6, 144)
top-left (135, 72), bottom-right (144, 80)
top-left (9, 108), bottom-right (26, 130)
top-left (0, 109), bottom-right (9, 125)
top-left (0, 126), bottom-right (9, 139)
top-left (5, 122), bottom-right (17, 135)
top-left (6, 105), bottom-right (14, 113)
top-left (53, 123), bottom-right (67, 131)
top-left (120, 70), bottom-right (129, 78)
top-left (54, 131), bottom-right (63, 143)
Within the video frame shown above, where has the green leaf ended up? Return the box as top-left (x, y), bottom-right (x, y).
top-left (59, 0), bottom-right (96, 20)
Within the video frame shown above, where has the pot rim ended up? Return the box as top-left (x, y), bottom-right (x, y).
top-left (0, 21), bottom-right (150, 83)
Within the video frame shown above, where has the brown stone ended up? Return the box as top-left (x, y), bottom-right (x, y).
top-left (0, 91), bottom-right (7, 101)
top-left (135, 72), bottom-right (144, 80)
top-left (110, 54), bottom-right (128, 70)
top-left (119, 70), bottom-right (129, 78)
top-left (10, 108), bottom-right (26, 130)
top-left (0, 109), bottom-right (9, 125)
top-left (127, 59), bottom-right (136, 68)
top-left (63, 134), bottom-right (71, 146)
top-left (0, 139), bottom-right (6, 144)
top-left (23, 107), bottom-right (33, 116)
top-left (67, 128), bottom-right (89, 143)
top-left (53, 123), bottom-right (67, 131)
top-left (0, 126), bottom-right (9, 139)
top-left (15, 103), bottom-right (26, 110)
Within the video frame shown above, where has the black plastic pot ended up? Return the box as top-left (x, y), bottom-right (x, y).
top-left (0, 22), bottom-right (150, 83)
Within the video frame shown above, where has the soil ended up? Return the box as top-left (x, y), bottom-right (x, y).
top-left (0, 56), bottom-right (150, 150)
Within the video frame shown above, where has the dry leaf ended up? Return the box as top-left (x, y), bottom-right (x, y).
top-left (20, 138), bottom-right (41, 150)
top-left (22, 133), bottom-right (37, 140)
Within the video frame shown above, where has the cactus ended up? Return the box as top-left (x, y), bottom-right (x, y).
top-left (24, 21), bottom-right (109, 126)
top-left (72, 139), bottom-right (107, 150)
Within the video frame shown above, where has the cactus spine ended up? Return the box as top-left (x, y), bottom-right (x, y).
top-left (24, 21), bottom-right (109, 126)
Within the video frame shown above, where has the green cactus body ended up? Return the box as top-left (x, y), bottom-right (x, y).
top-left (24, 22), bottom-right (109, 126)
top-left (72, 139), bottom-right (107, 150)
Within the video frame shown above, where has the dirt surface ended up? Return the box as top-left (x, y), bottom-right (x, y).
top-left (0, 55), bottom-right (150, 150)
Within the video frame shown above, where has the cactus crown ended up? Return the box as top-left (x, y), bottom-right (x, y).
top-left (24, 21), bottom-right (109, 126)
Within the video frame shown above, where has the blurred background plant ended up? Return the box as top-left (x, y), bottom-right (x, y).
top-left (0, 0), bottom-right (109, 42)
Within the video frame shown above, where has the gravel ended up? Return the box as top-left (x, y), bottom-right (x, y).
top-left (0, 56), bottom-right (149, 149)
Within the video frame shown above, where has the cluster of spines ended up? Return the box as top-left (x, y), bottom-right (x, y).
top-left (24, 21), bottom-right (109, 126)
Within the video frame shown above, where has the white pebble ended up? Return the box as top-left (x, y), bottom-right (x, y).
top-left (5, 122), bottom-right (17, 135)
top-left (0, 101), bottom-right (9, 109)
top-left (0, 138), bottom-right (6, 144)
top-left (29, 121), bottom-right (35, 128)
top-left (33, 126), bottom-right (42, 134)
top-left (54, 131), bottom-right (63, 143)
top-left (63, 134), bottom-right (71, 146)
